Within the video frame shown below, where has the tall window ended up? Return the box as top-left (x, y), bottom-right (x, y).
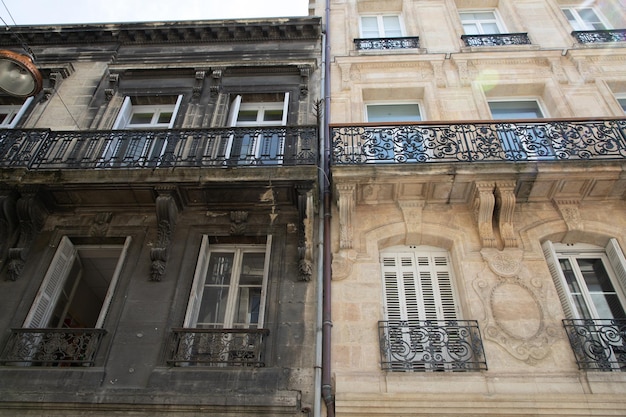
top-left (459, 10), bottom-right (504, 34)
top-left (0, 97), bottom-right (33, 128)
top-left (184, 236), bottom-right (272, 329)
top-left (217, 93), bottom-right (289, 165)
top-left (366, 103), bottom-right (422, 122)
top-left (488, 99), bottom-right (554, 159)
top-left (105, 95), bottom-right (182, 165)
top-left (360, 15), bottom-right (403, 38)
top-left (562, 7), bottom-right (608, 30)
top-left (24, 236), bottom-right (131, 329)
top-left (381, 246), bottom-right (458, 324)
top-left (543, 241), bottom-right (626, 321)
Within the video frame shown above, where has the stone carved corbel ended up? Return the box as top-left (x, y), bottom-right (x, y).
top-left (398, 200), bottom-right (425, 246)
top-left (104, 73), bottom-right (120, 101)
top-left (472, 181), bottom-right (497, 248)
top-left (7, 187), bottom-right (47, 281)
top-left (90, 212), bottom-right (113, 237)
top-left (210, 67), bottom-right (225, 97)
top-left (495, 181), bottom-right (518, 248)
top-left (193, 70), bottom-right (206, 98)
top-left (553, 199), bottom-right (583, 243)
top-left (230, 211), bottom-right (248, 236)
top-left (298, 65), bottom-right (311, 97)
top-left (336, 184), bottom-right (355, 250)
top-left (296, 185), bottom-right (312, 281)
top-left (149, 187), bottom-right (181, 282)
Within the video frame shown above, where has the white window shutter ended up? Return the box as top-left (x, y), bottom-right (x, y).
top-left (381, 254), bottom-right (403, 322)
top-left (257, 235), bottom-right (272, 328)
top-left (113, 96), bottom-right (133, 129)
top-left (23, 236), bottom-right (77, 328)
top-left (227, 95), bottom-right (242, 127)
top-left (605, 238), bottom-right (626, 294)
top-left (542, 240), bottom-right (575, 319)
top-left (184, 235), bottom-right (210, 327)
top-left (95, 236), bottom-right (132, 328)
top-left (281, 92), bottom-right (289, 125)
top-left (168, 95), bottom-right (183, 128)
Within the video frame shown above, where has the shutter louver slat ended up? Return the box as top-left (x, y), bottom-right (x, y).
top-left (542, 240), bottom-right (575, 319)
top-left (606, 239), bottom-right (626, 295)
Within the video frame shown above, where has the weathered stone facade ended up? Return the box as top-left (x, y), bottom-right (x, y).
top-left (0, 18), bottom-right (322, 416)
top-left (313, 0), bottom-right (626, 414)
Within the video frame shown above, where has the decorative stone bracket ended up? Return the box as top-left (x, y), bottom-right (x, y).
top-left (296, 185), bottom-right (312, 281)
top-left (298, 65), bottom-right (311, 97)
top-left (150, 186), bottom-right (181, 282)
top-left (472, 181), bottom-right (518, 249)
top-left (6, 187), bottom-right (47, 281)
top-left (39, 63), bottom-right (75, 102)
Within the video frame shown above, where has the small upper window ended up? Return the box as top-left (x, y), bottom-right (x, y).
top-left (562, 7), bottom-right (609, 31)
top-left (488, 100), bottom-right (544, 119)
top-left (113, 95), bottom-right (183, 129)
top-left (360, 15), bottom-right (403, 38)
top-left (0, 97), bottom-right (33, 128)
top-left (227, 93), bottom-right (289, 127)
top-left (459, 10), bottom-right (504, 35)
top-left (366, 103), bottom-right (422, 122)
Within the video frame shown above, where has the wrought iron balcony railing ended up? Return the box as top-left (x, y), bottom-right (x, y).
top-left (0, 328), bottom-right (105, 366)
top-left (0, 126), bottom-right (317, 170)
top-left (354, 36), bottom-right (420, 50)
top-left (378, 320), bottom-right (487, 372)
top-left (572, 29), bottom-right (626, 44)
top-left (166, 328), bottom-right (270, 367)
top-left (563, 319), bottom-right (626, 371)
top-left (461, 33), bottom-right (531, 47)
top-left (332, 118), bottom-right (626, 164)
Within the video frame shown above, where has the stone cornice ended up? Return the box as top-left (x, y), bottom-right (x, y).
top-left (0, 17), bottom-right (322, 47)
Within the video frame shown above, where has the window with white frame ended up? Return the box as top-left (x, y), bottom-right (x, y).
top-left (617, 96), bottom-right (626, 114)
top-left (543, 240), bottom-right (626, 321)
top-left (488, 99), bottom-right (554, 159)
top-left (218, 93), bottom-right (289, 165)
top-left (459, 10), bottom-right (504, 35)
top-left (363, 103), bottom-right (423, 162)
top-left (360, 15), bottom-right (403, 38)
top-left (184, 236), bottom-right (271, 329)
top-left (105, 95), bottom-right (182, 165)
top-left (24, 236), bottom-right (131, 329)
top-left (562, 7), bottom-right (609, 30)
top-left (0, 97), bottom-right (33, 128)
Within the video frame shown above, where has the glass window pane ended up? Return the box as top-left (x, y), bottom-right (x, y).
top-left (263, 109), bottom-right (283, 122)
top-left (234, 287), bottom-right (262, 328)
top-left (618, 98), bottom-right (626, 113)
top-left (206, 252), bottom-right (233, 285)
top-left (157, 111), bottom-right (173, 124)
top-left (361, 16), bottom-right (379, 37)
top-left (474, 11), bottom-right (496, 20)
top-left (130, 112), bottom-right (154, 125)
top-left (382, 16), bottom-right (402, 37)
top-left (367, 104), bottom-right (421, 122)
top-left (463, 23), bottom-right (479, 35)
top-left (482, 23), bottom-right (500, 34)
top-left (489, 101), bottom-right (543, 119)
top-left (237, 110), bottom-right (258, 122)
top-left (197, 287), bottom-right (230, 327)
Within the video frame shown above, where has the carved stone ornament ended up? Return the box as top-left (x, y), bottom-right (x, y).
top-left (90, 212), bottom-right (113, 237)
top-left (473, 248), bottom-right (561, 364)
top-left (553, 199), bottom-right (583, 232)
top-left (472, 181), bottom-right (497, 248)
top-left (193, 70), bottom-right (206, 98)
top-left (331, 249), bottom-right (357, 281)
top-left (230, 211), bottom-right (248, 236)
top-left (336, 184), bottom-right (355, 250)
top-left (149, 187), bottom-right (181, 281)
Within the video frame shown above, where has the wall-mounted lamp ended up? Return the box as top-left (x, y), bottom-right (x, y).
top-left (0, 49), bottom-right (42, 98)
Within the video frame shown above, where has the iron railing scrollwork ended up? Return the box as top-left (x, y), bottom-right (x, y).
top-left (166, 328), bottom-right (270, 367)
top-left (332, 118), bottom-right (626, 164)
top-left (572, 29), bottom-right (626, 44)
top-left (354, 37), bottom-right (420, 50)
top-left (461, 33), bottom-right (531, 47)
top-left (0, 328), bottom-right (106, 366)
top-left (563, 319), bottom-right (626, 371)
top-left (0, 126), bottom-right (317, 170)
top-left (378, 320), bottom-right (487, 372)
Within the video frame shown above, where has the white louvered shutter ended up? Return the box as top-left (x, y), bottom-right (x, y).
top-left (184, 235), bottom-right (210, 327)
top-left (542, 240), bottom-right (575, 319)
top-left (381, 249), bottom-right (458, 323)
top-left (606, 238), bottom-right (626, 295)
top-left (23, 236), bottom-right (77, 328)
top-left (113, 96), bottom-right (133, 129)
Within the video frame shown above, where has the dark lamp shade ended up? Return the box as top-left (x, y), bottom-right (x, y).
top-left (0, 50), bottom-right (43, 98)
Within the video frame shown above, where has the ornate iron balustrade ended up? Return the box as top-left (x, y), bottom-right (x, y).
top-left (332, 118), bottom-right (626, 164)
top-left (166, 328), bottom-right (270, 367)
top-left (0, 328), bottom-right (105, 366)
top-left (354, 37), bottom-right (420, 50)
top-left (461, 33), bottom-right (531, 47)
top-left (0, 126), bottom-right (317, 170)
top-left (378, 320), bottom-right (487, 372)
top-left (563, 319), bottom-right (626, 371)
top-left (572, 29), bottom-right (626, 44)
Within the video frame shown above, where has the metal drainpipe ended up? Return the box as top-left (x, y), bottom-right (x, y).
top-left (321, 0), bottom-right (335, 414)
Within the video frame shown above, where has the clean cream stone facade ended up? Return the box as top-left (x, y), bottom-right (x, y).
top-left (312, 0), bottom-right (626, 414)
